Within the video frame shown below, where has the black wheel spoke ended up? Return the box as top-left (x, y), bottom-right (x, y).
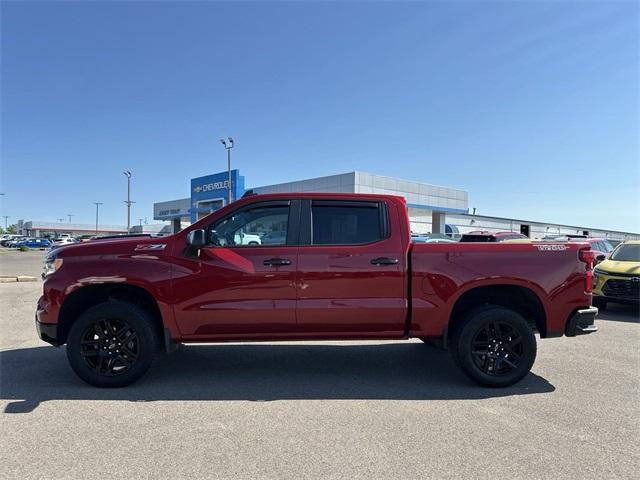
top-left (502, 357), bottom-right (518, 369)
top-left (80, 317), bottom-right (139, 377)
top-left (505, 337), bottom-right (521, 349)
top-left (120, 344), bottom-right (138, 361)
top-left (504, 347), bottom-right (521, 360)
top-left (117, 330), bottom-right (137, 343)
top-left (93, 323), bottom-right (105, 339)
top-left (471, 319), bottom-right (526, 377)
top-left (114, 325), bottom-right (130, 339)
top-left (492, 358), bottom-right (502, 371)
top-left (116, 354), bottom-right (133, 368)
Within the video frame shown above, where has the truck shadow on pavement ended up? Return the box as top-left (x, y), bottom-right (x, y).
top-left (1, 342), bottom-right (555, 414)
top-left (596, 304), bottom-right (639, 324)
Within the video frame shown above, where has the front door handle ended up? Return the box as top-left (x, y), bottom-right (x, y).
top-left (371, 257), bottom-right (399, 266)
top-left (263, 258), bottom-right (292, 266)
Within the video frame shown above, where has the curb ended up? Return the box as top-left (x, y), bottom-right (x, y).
top-left (0, 276), bottom-right (39, 283)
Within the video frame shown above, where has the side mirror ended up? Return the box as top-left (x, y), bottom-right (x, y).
top-left (186, 229), bottom-right (206, 247)
top-left (596, 254), bottom-right (606, 263)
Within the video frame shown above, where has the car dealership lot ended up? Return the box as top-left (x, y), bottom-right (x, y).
top-left (0, 258), bottom-right (638, 479)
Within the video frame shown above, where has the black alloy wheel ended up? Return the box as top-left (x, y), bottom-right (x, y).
top-left (470, 321), bottom-right (524, 376)
top-left (79, 317), bottom-right (139, 377)
top-left (451, 306), bottom-right (537, 387)
top-left (66, 301), bottom-right (157, 387)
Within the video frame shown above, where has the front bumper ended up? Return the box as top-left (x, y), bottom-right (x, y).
top-left (36, 317), bottom-right (60, 346)
top-left (36, 298), bottom-right (60, 347)
top-left (565, 307), bottom-right (598, 337)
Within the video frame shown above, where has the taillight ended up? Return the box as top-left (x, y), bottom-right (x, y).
top-left (579, 248), bottom-right (594, 292)
top-left (579, 248), bottom-right (595, 267)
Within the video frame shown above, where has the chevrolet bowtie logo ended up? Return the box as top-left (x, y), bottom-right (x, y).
top-left (194, 186), bottom-right (202, 193)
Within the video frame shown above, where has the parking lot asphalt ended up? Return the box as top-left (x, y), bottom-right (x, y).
top-left (0, 248), bottom-right (47, 278)
top-left (0, 253), bottom-right (639, 479)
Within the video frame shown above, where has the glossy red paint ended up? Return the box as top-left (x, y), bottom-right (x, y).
top-left (170, 245), bottom-right (298, 337)
top-left (410, 242), bottom-right (592, 339)
top-left (295, 200), bottom-right (409, 336)
top-left (39, 193), bottom-right (593, 346)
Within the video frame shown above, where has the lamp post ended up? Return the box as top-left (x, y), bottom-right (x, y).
top-left (2, 215), bottom-right (9, 230)
top-left (68, 214), bottom-right (74, 223)
top-left (219, 137), bottom-right (234, 205)
top-left (123, 170), bottom-right (133, 232)
top-left (93, 202), bottom-right (103, 234)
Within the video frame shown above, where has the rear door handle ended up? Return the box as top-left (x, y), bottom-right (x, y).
top-left (371, 257), bottom-right (399, 266)
top-left (263, 258), bottom-right (292, 266)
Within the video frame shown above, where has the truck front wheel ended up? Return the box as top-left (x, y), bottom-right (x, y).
top-left (450, 306), bottom-right (537, 387)
top-left (66, 301), bottom-right (158, 388)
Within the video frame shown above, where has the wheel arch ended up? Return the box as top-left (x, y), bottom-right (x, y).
top-left (58, 283), bottom-right (165, 345)
top-left (446, 284), bottom-right (547, 347)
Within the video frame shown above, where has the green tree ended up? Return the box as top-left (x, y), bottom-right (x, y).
top-left (6, 224), bottom-right (17, 234)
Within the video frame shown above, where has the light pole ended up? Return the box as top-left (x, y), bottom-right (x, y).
top-left (220, 137), bottom-right (234, 205)
top-left (57, 218), bottom-right (64, 223)
top-left (2, 215), bottom-right (9, 230)
top-left (123, 170), bottom-right (133, 232)
top-left (93, 202), bottom-right (103, 234)
top-left (68, 214), bottom-right (74, 223)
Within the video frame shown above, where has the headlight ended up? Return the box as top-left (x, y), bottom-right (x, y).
top-left (43, 255), bottom-right (63, 278)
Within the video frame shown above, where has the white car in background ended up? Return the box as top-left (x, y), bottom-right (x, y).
top-left (49, 237), bottom-right (78, 250)
top-left (235, 231), bottom-right (261, 245)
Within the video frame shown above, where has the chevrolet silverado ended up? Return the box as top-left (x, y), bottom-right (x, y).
top-left (36, 193), bottom-right (598, 387)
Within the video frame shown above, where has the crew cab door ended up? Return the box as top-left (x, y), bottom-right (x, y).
top-left (172, 200), bottom-right (299, 338)
top-left (295, 199), bottom-right (407, 336)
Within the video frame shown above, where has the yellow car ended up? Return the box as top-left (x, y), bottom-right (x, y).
top-left (592, 240), bottom-right (640, 309)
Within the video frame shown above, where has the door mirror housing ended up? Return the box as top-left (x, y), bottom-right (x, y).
top-left (187, 229), bottom-right (206, 247)
top-left (596, 254), bottom-right (606, 263)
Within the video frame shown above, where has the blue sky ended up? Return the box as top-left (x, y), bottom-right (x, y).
top-left (2, 1), bottom-right (638, 231)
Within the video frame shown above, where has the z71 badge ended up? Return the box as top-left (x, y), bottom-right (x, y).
top-left (134, 244), bottom-right (167, 251)
top-left (536, 244), bottom-right (568, 251)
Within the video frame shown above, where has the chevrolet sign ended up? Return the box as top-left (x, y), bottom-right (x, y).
top-left (194, 180), bottom-right (230, 193)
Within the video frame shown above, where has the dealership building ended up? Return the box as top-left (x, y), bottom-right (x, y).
top-left (16, 220), bottom-right (172, 238)
top-left (154, 169), bottom-right (639, 241)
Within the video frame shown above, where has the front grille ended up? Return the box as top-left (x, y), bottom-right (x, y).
top-left (602, 279), bottom-right (640, 300)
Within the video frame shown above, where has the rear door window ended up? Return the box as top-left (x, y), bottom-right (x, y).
top-left (311, 202), bottom-right (385, 245)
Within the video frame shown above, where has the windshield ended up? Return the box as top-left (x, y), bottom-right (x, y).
top-left (610, 244), bottom-right (640, 262)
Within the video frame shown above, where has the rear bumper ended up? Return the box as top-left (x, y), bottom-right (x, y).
top-left (565, 307), bottom-right (598, 337)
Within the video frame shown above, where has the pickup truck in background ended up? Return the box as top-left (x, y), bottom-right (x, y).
top-left (36, 193), bottom-right (598, 388)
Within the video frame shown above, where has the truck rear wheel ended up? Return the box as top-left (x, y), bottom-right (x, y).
top-left (66, 301), bottom-right (157, 388)
top-left (450, 306), bottom-right (536, 387)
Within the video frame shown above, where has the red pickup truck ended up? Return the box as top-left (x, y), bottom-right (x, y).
top-left (36, 193), bottom-right (598, 388)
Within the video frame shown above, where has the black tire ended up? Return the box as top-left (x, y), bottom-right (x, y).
top-left (592, 297), bottom-right (607, 310)
top-left (450, 306), bottom-right (536, 387)
top-left (66, 301), bottom-right (158, 388)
